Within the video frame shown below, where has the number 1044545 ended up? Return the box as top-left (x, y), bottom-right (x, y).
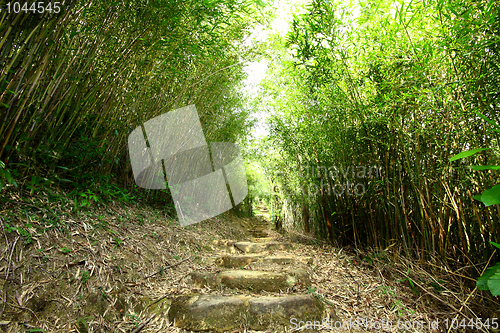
top-left (5, 2), bottom-right (61, 14)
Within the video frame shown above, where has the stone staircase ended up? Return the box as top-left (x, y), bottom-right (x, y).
top-left (167, 217), bottom-right (334, 332)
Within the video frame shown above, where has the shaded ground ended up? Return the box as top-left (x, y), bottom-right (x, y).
top-left (0, 192), bottom-right (498, 332)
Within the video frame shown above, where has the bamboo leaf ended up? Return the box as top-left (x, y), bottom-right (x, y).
top-left (475, 110), bottom-right (500, 129)
top-left (469, 165), bottom-right (500, 170)
top-left (477, 262), bottom-right (500, 292)
top-left (473, 184), bottom-right (500, 206)
top-left (449, 148), bottom-right (490, 161)
top-left (487, 273), bottom-right (500, 296)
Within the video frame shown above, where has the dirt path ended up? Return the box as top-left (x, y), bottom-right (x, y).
top-left (1, 202), bottom-right (462, 332)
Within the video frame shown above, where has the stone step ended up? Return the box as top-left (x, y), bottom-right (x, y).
top-left (249, 227), bottom-right (268, 231)
top-left (249, 229), bottom-right (267, 234)
top-left (248, 237), bottom-right (274, 243)
top-left (212, 239), bottom-right (237, 253)
top-left (168, 294), bottom-right (326, 332)
top-left (216, 254), bottom-right (312, 268)
top-left (248, 225), bottom-right (267, 231)
top-left (234, 241), bottom-right (293, 253)
top-left (249, 227), bottom-right (268, 232)
top-left (248, 227), bottom-right (267, 232)
top-left (249, 232), bottom-right (269, 238)
top-left (189, 269), bottom-right (310, 291)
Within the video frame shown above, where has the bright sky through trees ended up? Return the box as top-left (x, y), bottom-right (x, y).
top-left (243, 0), bottom-right (310, 138)
top-left (243, 0), bottom-right (360, 138)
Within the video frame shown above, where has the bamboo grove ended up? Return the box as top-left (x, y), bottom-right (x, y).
top-left (257, 0), bottom-right (500, 264)
top-left (0, 0), bottom-right (263, 202)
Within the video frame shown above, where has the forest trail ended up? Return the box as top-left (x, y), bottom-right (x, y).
top-left (169, 215), bottom-right (329, 331)
top-left (2, 0), bottom-right (500, 330)
top-left (1, 200), bottom-right (455, 332)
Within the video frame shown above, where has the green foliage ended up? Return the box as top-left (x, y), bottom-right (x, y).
top-left (125, 313), bottom-right (141, 328)
top-left (254, 0), bottom-right (500, 263)
top-left (378, 286), bottom-right (414, 316)
top-left (76, 316), bottom-right (93, 333)
top-left (449, 149), bottom-right (492, 162)
top-left (60, 247), bottom-right (72, 254)
top-left (4, 222), bottom-right (32, 244)
top-left (113, 237), bottom-right (123, 248)
top-left (81, 271), bottom-right (91, 283)
top-left (477, 242), bottom-right (500, 296)
top-left (306, 286), bottom-right (336, 308)
top-left (477, 262), bottom-right (500, 296)
top-left (449, 113), bottom-right (500, 206)
top-left (0, 0), bottom-right (266, 211)
top-left (0, 161), bottom-right (17, 192)
top-left (17, 227), bottom-right (33, 245)
top-left (473, 185), bottom-right (500, 207)
top-left (378, 286), bottom-right (396, 297)
top-left (398, 269), bottom-right (419, 296)
top-left (4, 222), bottom-right (16, 234)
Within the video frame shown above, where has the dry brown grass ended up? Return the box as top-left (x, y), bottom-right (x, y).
top-left (0, 190), bottom-right (499, 332)
top-left (280, 230), bottom-right (500, 333)
top-left (0, 190), bottom-right (254, 332)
